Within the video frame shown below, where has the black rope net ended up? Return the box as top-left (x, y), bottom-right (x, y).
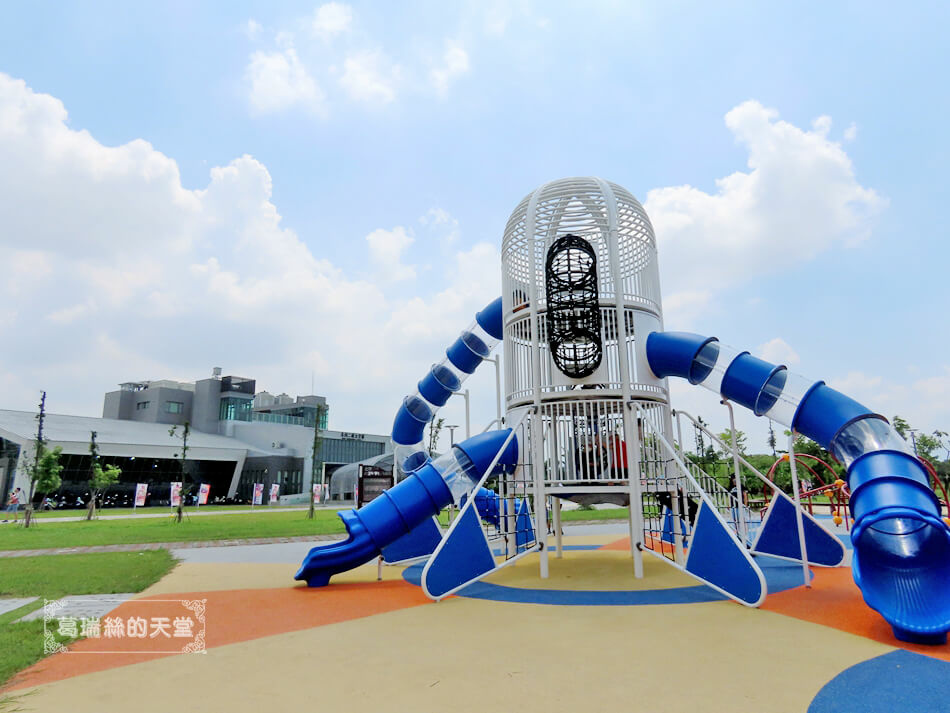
top-left (545, 234), bottom-right (603, 379)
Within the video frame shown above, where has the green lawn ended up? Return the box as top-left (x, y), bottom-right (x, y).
top-left (0, 504), bottom-right (636, 553)
top-left (0, 510), bottom-right (349, 551)
top-left (560, 507), bottom-right (629, 521)
top-left (0, 550), bottom-right (176, 689)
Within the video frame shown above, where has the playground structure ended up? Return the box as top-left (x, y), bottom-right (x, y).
top-left (296, 177), bottom-right (950, 645)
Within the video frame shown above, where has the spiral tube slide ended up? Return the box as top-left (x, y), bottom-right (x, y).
top-left (391, 297), bottom-right (504, 474)
top-left (646, 331), bottom-right (950, 644)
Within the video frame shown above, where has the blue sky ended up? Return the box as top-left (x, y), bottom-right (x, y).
top-left (1, 1), bottom-right (948, 453)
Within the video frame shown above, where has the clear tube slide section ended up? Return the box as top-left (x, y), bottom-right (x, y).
top-left (646, 331), bottom-right (950, 644)
top-left (391, 297), bottom-right (504, 474)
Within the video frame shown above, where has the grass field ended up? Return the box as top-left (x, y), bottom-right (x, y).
top-left (0, 551), bottom-right (176, 688)
top-left (0, 505), bottom-right (632, 551)
top-left (0, 510), bottom-right (349, 551)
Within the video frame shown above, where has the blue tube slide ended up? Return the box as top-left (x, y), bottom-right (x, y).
top-left (295, 297), bottom-right (510, 588)
top-left (295, 429), bottom-right (518, 587)
top-left (391, 297), bottom-right (504, 474)
top-left (646, 331), bottom-right (950, 645)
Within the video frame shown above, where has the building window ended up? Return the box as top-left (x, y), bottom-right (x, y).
top-left (136, 401), bottom-right (150, 411)
top-left (219, 397), bottom-right (252, 422)
top-left (165, 401), bottom-right (184, 414)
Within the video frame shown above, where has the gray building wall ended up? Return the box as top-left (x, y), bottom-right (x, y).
top-left (102, 390), bottom-right (134, 420)
top-left (103, 387), bottom-right (192, 425)
top-left (191, 378), bottom-right (222, 434)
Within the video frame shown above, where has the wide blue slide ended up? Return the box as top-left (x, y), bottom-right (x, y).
top-left (646, 331), bottom-right (950, 644)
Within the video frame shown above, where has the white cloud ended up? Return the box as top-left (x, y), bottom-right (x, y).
top-left (244, 19), bottom-right (263, 40)
top-left (366, 226), bottom-right (417, 281)
top-left (756, 338), bottom-right (801, 366)
top-left (312, 3), bottom-right (353, 38)
top-left (662, 289), bottom-right (714, 329)
top-left (244, 45), bottom-right (325, 116)
top-left (339, 50), bottom-right (400, 104)
top-left (0, 73), bottom-right (502, 433)
top-left (645, 101), bottom-right (884, 301)
top-left (430, 41), bottom-right (470, 94)
top-left (420, 208), bottom-right (461, 244)
top-left (844, 123), bottom-right (858, 141)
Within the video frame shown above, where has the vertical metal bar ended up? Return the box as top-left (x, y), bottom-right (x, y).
top-left (492, 356), bottom-right (503, 425)
top-left (552, 495), bottom-right (562, 558)
top-left (670, 483), bottom-right (685, 565)
top-left (464, 389), bottom-right (471, 440)
top-left (723, 400), bottom-right (747, 542)
top-left (524, 187), bottom-right (548, 578)
top-left (788, 432), bottom-right (811, 588)
top-left (595, 179), bottom-right (643, 577)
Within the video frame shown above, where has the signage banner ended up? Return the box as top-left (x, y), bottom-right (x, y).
top-left (269, 483), bottom-right (280, 504)
top-left (357, 465), bottom-right (393, 508)
top-left (170, 482), bottom-right (182, 508)
top-left (312, 483), bottom-right (321, 504)
top-left (252, 483), bottom-right (264, 505)
top-left (198, 483), bottom-right (210, 505)
top-left (134, 483), bottom-right (148, 507)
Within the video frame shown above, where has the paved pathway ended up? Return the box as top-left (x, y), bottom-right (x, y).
top-left (18, 594), bottom-right (136, 622)
top-left (0, 597), bottom-right (37, 616)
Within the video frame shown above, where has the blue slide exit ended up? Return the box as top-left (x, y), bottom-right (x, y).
top-left (646, 331), bottom-right (950, 645)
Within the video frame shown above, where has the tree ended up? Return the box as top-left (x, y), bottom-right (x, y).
top-left (717, 429), bottom-right (748, 456)
top-left (34, 447), bottom-right (64, 511)
top-left (24, 391), bottom-right (59, 528)
top-left (87, 430), bottom-right (120, 520)
top-left (308, 405), bottom-right (327, 520)
top-left (767, 420), bottom-right (777, 457)
top-left (694, 416), bottom-right (708, 465)
top-left (892, 415), bottom-right (910, 439)
top-left (915, 432), bottom-right (941, 462)
top-left (168, 422), bottom-right (191, 523)
top-left (427, 417), bottom-right (445, 456)
top-left (933, 430), bottom-right (950, 461)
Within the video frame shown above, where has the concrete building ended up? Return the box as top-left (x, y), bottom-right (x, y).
top-left (1, 369), bottom-right (388, 507)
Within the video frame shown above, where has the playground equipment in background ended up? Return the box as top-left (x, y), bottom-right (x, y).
top-left (761, 453), bottom-right (950, 533)
top-left (763, 453), bottom-right (853, 528)
top-left (297, 176), bottom-right (950, 646)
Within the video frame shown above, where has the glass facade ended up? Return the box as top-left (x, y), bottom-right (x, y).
top-left (219, 396), bottom-right (252, 422)
top-left (318, 437), bottom-right (385, 464)
top-left (251, 405), bottom-right (328, 429)
top-left (7, 450), bottom-right (236, 508)
top-left (1, 436), bottom-right (21, 500)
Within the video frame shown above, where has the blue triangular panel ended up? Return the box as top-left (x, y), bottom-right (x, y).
top-left (423, 506), bottom-right (496, 598)
top-left (515, 498), bottom-right (535, 553)
top-left (382, 516), bottom-right (443, 564)
top-left (661, 507), bottom-right (689, 546)
top-left (754, 495), bottom-right (846, 567)
top-left (686, 502), bottom-right (763, 605)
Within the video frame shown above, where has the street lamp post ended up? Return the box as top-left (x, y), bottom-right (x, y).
top-left (446, 424), bottom-right (459, 447)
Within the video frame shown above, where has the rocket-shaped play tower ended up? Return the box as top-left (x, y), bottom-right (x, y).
top-left (296, 175), bottom-right (950, 645)
top-left (500, 177), bottom-right (674, 580)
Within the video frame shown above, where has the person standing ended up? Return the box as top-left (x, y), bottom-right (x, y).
top-left (5, 487), bottom-right (21, 523)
